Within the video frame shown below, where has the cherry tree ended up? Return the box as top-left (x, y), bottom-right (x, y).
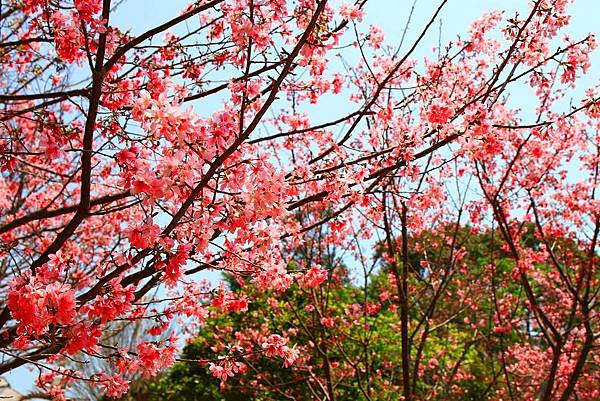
top-left (0, 0), bottom-right (598, 399)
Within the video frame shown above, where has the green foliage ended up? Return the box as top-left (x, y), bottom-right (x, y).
top-left (140, 225), bottom-right (585, 401)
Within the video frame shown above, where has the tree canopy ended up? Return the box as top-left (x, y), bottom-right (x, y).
top-left (0, 0), bottom-right (598, 399)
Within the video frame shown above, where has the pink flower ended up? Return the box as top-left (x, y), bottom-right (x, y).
top-left (494, 325), bottom-right (512, 334)
top-left (427, 103), bottom-right (453, 125)
top-left (137, 342), bottom-right (177, 377)
top-left (86, 280), bottom-right (135, 322)
top-left (262, 334), bottom-right (288, 357)
top-left (211, 285), bottom-right (250, 313)
top-left (253, 264), bottom-right (292, 291)
top-left (64, 322), bottom-right (102, 355)
top-left (283, 346), bottom-right (300, 368)
top-left (368, 25), bottom-right (385, 49)
top-left (96, 373), bottom-right (130, 398)
top-left (127, 222), bottom-right (161, 249)
top-left (73, 0), bottom-right (101, 21)
top-left (163, 245), bottom-right (191, 287)
top-left (208, 363), bottom-right (229, 381)
top-left (300, 266), bottom-right (328, 288)
top-left (7, 275), bottom-right (77, 336)
top-left (44, 282), bottom-right (77, 325)
top-left (208, 359), bottom-right (245, 382)
top-left (340, 3), bottom-right (364, 21)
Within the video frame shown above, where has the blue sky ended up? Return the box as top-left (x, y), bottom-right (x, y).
top-left (4, 0), bottom-right (598, 396)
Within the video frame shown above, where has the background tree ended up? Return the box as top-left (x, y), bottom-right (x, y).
top-left (144, 222), bottom-right (598, 401)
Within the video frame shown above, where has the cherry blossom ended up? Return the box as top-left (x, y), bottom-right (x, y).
top-left (0, 0), bottom-right (597, 398)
